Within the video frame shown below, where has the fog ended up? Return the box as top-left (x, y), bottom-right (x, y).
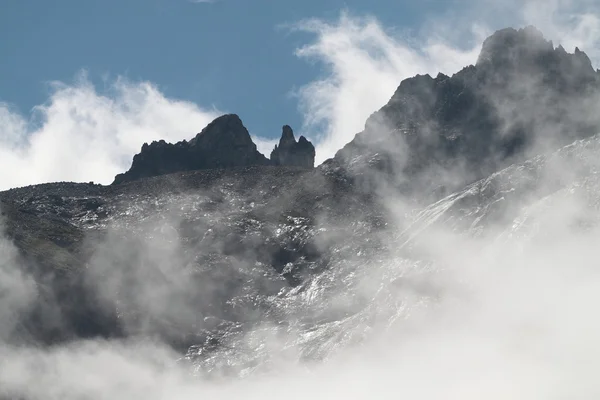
top-left (3, 137), bottom-right (600, 398)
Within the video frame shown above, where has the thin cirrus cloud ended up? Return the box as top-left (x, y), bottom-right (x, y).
top-left (0, 0), bottom-right (598, 190)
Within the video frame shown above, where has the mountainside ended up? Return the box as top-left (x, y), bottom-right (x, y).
top-left (0, 164), bottom-right (379, 349)
top-left (1, 26), bottom-right (600, 391)
top-left (333, 26), bottom-right (600, 196)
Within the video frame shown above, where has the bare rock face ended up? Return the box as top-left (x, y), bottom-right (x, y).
top-left (332, 26), bottom-right (600, 195)
top-left (269, 125), bottom-right (315, 168)
top-left (113, 114), bottom-right (270, 184)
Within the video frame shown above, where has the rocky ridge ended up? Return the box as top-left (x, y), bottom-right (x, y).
top-left (113, 115), bottom-right (316, 185)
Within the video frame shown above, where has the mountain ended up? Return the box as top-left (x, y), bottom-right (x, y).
top-left (0, 26), bottom-right (599, 383)
top-left (113, 115), bottom-right (315, 185)
top-left (114, 26), bottom-right (600, 193)
top-left (332, 26), bottom-right (600, 196)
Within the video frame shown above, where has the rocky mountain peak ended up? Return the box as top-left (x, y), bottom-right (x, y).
top-left (476, 26), bottom-right (552, 67)
top-left (270, 125), bottom-right (315, 168)
top-left (188, 113), bottom-right (254, 149)
top-left (333, 26), bottom-right (600, 196)
top-left (113, 114), bottom-right (270, 184)
top-left (5, 25), bottom-right (600, 375)
top-left (476, 26), bottom-right (596, 80)
top-left (112, 115), bottom-right (318, 185)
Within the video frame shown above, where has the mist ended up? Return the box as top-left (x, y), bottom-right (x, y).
top-left (3, 139), bottom-right (600, 398)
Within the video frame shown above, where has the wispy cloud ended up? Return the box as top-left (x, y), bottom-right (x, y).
top-left (292, 12), bottom-right (482, 164)
top-left (0, 72), bottom-right (220, 189)
top-left (292, 0), bottom-right (600, 164)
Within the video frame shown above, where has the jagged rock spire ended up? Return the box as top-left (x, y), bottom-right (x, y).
top-left (280, 125), bottom-right (296, 146)
top-left (270, 125), bottom-right (315, 168)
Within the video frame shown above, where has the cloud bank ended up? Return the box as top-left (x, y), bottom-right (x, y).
top-left (0, 74), bottom-right (219, 190)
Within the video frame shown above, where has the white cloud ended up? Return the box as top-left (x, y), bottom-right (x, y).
top-left (292, 13), bottom-right (483, 164)
top-left (0, 73), bottom-right (220, 190)
top-left (251, 135), bottom-right (278, 158)
top-left (0, 74), bottom-right (279, 190)
top-left (4, 151), bottom-right (600, 397)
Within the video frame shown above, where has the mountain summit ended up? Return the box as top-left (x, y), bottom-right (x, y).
top-left (113, 115), bottom-right (315, 184)
top-left (476, 26), bottom-right (595, 76)
top-left (333, 26), bottom-right (600, 195)
top-left (113, 114), bottom-right (270, 184)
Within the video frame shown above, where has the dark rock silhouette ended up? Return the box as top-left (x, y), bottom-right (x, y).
top-left (269, 125), bottom-right (315, 168)
top-left (333, 26), bottom-right (600, 195)
top-left (113, 114), bottom-right (270, 184)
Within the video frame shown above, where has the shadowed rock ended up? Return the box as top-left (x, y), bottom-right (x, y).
top-left (113, 114), bottom-right (270, 184)
top-left (269, 125), bottom-right (315, 168)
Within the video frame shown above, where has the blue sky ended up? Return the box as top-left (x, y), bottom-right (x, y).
top-left (0, 0), bottom-right (447, 139)
top-left (1, 0), bottom-right (599, 188)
